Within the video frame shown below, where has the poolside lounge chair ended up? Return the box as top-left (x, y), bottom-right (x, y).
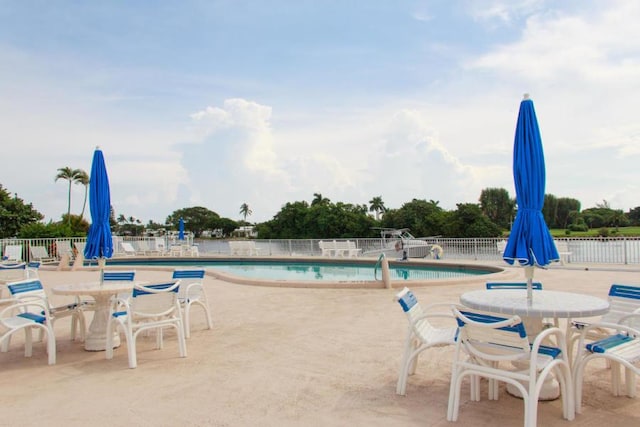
top-left (172, 269), bottom-right (212, 338)
top-left (29, 246), bottom-right (56, 264)
top-left (120, 242), bottom-right (137, 257)
top-left (0, 298), bottom-right (56, 364)
top-left (105, 281), bottom-right (187, 368)
top-left (3, 245), bottom-right (23, 262)
top-left (394, 287), bottom-right (458, 395)
top-left (448, 306), bottom-right (574, 427)
top-left (55, 240), bottom-right (74, 262)
top-left (573, 313), bottom-right (640, 413)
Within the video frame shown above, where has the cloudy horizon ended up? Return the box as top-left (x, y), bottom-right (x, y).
top-left (2, 1), bottom-right (638, 225)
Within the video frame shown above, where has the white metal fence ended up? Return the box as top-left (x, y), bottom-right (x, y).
top-left (3, 236), bottom-right (640, 265)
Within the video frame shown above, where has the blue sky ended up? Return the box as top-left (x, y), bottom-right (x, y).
top-left (1, 1), bottom-right (639, 224)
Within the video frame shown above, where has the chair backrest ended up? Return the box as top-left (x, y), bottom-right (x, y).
top-left (3, 245), bottom-right (23, 261)
top-left (7, 279), bottom-right (48, 308)
top-left (0, 262), bottom-right (27, 282)
top-left (602, 284), bottom-right (640, 323)
top-left (452, 306), bottom-right (531, 363)
top-left (486, 282), bottom-right (543, 290)
top-left (74, 241), bottom-right (86, 255)
top-left (172, 269), bottom-right (205, 298)
top-left (55, 240), bottom-right (73, 259)
top-left (103, 271), bottom-right (136, 281)
top-left (121, 242), bottom-right (136, 253)
top-left (395, 287), bottom-right (440, 341)
top-left (30, 245), bottom-right (51, 260)
top-left (130, 281), bottom-right (181, 318)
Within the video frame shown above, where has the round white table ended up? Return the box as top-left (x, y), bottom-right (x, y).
top-left (459, 289), bottom-right (610, 400)
top-left (52, 281), bottom-right (139, 351)
top-left (460, 289), bottom-right (610, 319)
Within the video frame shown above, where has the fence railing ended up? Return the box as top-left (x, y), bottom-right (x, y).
top-left (3, 236), bottom-right (640, 265)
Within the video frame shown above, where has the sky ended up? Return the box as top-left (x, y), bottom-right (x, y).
top-left (1, 1), bottom-right (639, 225)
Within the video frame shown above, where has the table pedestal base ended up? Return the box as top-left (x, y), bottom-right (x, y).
top-left (506, 377), bottom-right (560, 401)
top-left (84, 294), bottom-right (121, 351)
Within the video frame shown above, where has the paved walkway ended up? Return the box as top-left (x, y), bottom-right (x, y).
top-left (1, 263), bottom-right (639, 426)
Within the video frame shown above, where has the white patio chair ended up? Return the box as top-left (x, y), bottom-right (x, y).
top-left (0, 263), bottom-right (27, 297)
top-left (3, 244), bottom-right (23, 262)
top-left (5, 279), bottom-right (85, 344)
top-left (29, 246), bottom-right (56, 264)
top-left (573, 314), bottom-right (640, 413)
top-left (448, 306), bottom-right (574, 427)
top-left (171, 269), bottom-right (212, 338)
top-left (0, 298), bottom-right (56, 364)
top-left (78, 270), bottom-right (136, 312)
top-left (567, 284), bottom-right (640, 363)
top-left (394, 287), bottom-right (458, 395)
top-left (105, 281), bottom-right (186, 368)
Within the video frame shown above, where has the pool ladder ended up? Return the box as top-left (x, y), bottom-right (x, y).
top-left (374, 253), bottom-right (385, 281)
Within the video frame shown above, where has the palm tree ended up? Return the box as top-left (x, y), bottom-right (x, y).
top-left (311, 193), bottom-right (330, 206)
top-left (368, 196), bottom-right (386, 220)
top-left (239, 203), bottom-right (252, 221)
top-left (55, 167), bottom-right (83, 224)
top-left (76, 170), bottom-right (90, 218)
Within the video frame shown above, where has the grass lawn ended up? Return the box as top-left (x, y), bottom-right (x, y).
top-left (548, 226), bottom-right (640, 238)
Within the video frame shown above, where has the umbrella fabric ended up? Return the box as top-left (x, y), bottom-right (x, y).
top-left (84, 148), bottom-right (114, 260)
top-left (503, 96), bottom-right (559, 267)
top-left (179, 218), bottom-right (185, 241)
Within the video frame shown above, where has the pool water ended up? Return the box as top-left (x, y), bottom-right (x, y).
top-left (207, 261), bottom-right (489, 282)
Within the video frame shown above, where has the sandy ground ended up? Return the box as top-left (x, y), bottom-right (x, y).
top-left (1, 262), bottom-right (639, 427)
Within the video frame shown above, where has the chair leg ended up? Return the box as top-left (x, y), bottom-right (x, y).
top-left (176, 319), bottom-right (187, 358)
top-left (44, 324), bottom-right (56, 365)
top-left (184, 304), bottom-right (191, 339)
top-left (24, 328), bottom-right (33, 358)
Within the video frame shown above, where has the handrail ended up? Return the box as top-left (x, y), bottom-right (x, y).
top-left (374, 253), bottom-right (385, 281)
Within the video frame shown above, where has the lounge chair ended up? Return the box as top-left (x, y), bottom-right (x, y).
top-left (29, 246), bottom-right (56, 264)
top-left (3, 244), bottom-right (23, 262)
top-left (120, 242), bottom-right (137, 257)
top-left (55, 240), bottom-right (74, 262)
top-left (105, 281), bottom-right (187, 368)
top-left (394, 287), bottom-right (458, 395)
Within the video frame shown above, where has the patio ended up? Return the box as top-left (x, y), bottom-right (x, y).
top-left (1, 263), bottom-right (639, 426)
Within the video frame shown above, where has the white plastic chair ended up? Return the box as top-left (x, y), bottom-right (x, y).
top-left (573, 314), bottom-right (640, 413)
top-left (0, 298), bottom-right (56, 364)
top-left (0, 263), bottom-right (27, 297)
top-left (448, 306), bottom-right (574, 427)
top-left (105, 281), bottom-right (187, 368)
top-left (567, 284), bottom-right (640, 362)
top-left (394, 287), bottom-right (457, 395)
top-left (120, 242), bottom-right (137, 257)
top-left (171, 269), bottom-right (212, 338)
top-left (6, 279), bottom-right (86, 343)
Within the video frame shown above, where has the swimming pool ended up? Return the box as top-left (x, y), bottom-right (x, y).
top-left (106, 257), bottom-right (503, 288)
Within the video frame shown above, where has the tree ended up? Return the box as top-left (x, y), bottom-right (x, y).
top-left (382, 199), bottom-right (446, 237)
top-left (479, 188), bottom-right (515, 230)
top-left (239, 203), bottom-right (253, 221)
top-left (76, 170), bottom-right (90, 218)
top-left (311, 193), bottom-right (330, 206)
top-left (542, 194), bottom-right (559, 228)
top-left (368, 196), bottom-right (386, 220)
top-left (0, 185), bottom-right (44, 238)
top-left (628, 206), bottom-right (640, 226)
top-left (55, 167), bottom-right (83, 224)
top-left (442, 203), bottom-right (502, 238)
top-left (555, 197), bottom-right (581, 228)
top-left (166, 206), bottom-right (220, 238)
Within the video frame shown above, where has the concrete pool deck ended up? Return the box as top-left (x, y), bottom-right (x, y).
top-left (1, 261), bottom-right (639, 426)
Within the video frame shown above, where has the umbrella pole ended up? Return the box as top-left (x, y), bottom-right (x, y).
top-left (98, 258), bottom-right (106, 285)
top-left (525, 266), bottom-right (534, 304)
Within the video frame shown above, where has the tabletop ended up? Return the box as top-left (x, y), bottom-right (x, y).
top-left (52, 281), bottom-right (139, 296)
top-left (460, 289), bottom-right (609, 318)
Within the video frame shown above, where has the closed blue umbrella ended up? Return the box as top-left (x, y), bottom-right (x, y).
top-left (503, 95), bottom-right (559, 302)
top-left (84, 147), bottom-right (114, 270)
top-left (178, 218), bottom-right (185, 241)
